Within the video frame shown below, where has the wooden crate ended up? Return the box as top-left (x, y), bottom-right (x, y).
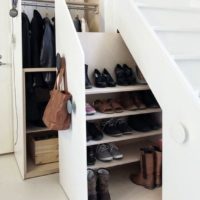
top-left (29, 133), bottom-right (59, 165)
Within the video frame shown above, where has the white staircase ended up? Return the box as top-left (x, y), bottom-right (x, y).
top-left (114, 0), bottom-right (200, 199)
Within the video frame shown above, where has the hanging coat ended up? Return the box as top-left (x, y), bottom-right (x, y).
top-left (22, 12), bottom-right (31, 68)
top-left (40, 17), bottom-right (56, 89)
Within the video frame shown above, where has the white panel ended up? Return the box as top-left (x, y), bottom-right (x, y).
top-left (176, 60), bottom-right (200, 91)
top-left (115, 0), bottom-right (200, 199)
top-left (157, 31), bottom-right (200, 54)
top-left (140, 8), bottom-right (200, 28)
top-left (0, 1), bottom-right (13, 154)
top-left (12, 0), bottom-right (26, 178)
top-left (55, 1), bottom-right (87, 200)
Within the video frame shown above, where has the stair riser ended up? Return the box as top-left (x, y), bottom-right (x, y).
top-left (140, 8), bottom-right (200, 28)
top-left (157, 32), bottom-right (200, 54)
top-left (135, 0), bottom-right (194, 7)
top-left (176, 60), bottom-right (200, 90)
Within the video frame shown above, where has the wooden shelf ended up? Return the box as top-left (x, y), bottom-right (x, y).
top-left (23, 67), bottom-right (57, 73)
top-left (26, 126), bottom-right (51, 134)
top-left (87, 129), bottom-right (162, 146)
top-left (89, 141), bottom-right (151, 170)
top-left (26, 158), bottom-right (59, 179)
top-left (86, 108), bottom-right (161, 121)
top-left (85, 85), bottom-right (149, 95)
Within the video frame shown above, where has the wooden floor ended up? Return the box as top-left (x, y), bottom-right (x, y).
top-left (109, 164), bottom-right (162, 200)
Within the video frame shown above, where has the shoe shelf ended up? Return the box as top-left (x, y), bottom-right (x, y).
top-left (26, 126), bottom-right (50, 134)
top-left (85, 85), bottom-right (149, 95)
top-left (26, 158), bottom-right (59, 179)
top-left (23, 67), bottom-right (57, 73)
top-left (87, 128), bottom-right (162, 146)
top-left (86, 108), bottom-right (161, 121)
top-left (88, 141), bottom-right (151, 170)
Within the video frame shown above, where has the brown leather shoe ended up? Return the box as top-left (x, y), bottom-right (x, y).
top-left (120, 93), bottom-right (138, 111)
top-left (130, 148), bottom-right (155, 189)
top-left (132, 93), bottom-right (146, 110)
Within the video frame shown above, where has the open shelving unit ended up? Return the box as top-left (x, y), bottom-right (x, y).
top-left (81, 33), bottom-right (162, 183)
top-left (23, 68), bottom-right (59, 178)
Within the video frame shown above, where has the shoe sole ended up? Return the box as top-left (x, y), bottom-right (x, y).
top-left (97, 157), bottom-right (113, 162)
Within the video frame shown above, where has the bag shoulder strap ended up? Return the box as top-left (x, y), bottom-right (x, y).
top-left (54, 57), bottom-right (68, 91)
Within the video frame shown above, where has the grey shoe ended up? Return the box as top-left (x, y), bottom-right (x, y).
top-left (107, 143), bottom-right (123, 160)
top-left (96, 144), bottom-right (113, 162)
top-left (88, 169), bottom-right (97, 200)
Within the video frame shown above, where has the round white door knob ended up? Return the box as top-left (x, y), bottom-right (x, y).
top-left (171, 123), bottom-right (188, 144)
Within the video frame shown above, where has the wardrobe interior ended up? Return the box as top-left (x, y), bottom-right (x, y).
top-left (20, 0), bottom-right (162, 199)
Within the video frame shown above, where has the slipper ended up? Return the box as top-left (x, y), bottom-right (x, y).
top-left (107, 99), bottom-right (124, 113)
top-left (94, 100), bottom-right (114, 114)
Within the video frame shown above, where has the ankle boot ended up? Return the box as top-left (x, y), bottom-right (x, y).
top-left (85, 64), bottom-right (92, 89)
top-left (130, 148), bottom-right (155, 189)
top-left (154, 149), bottom-right (162, 187)
top-left (88, 169), bottom-right (97, 200)
top-left (97, 169), bottom-right (111, 200)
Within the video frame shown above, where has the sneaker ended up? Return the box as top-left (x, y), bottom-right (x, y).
top-left (107, 143), bottom-right (123, 160)
top-left (96, 144), bottom-right (113, 162)
top-left (115, 118), bottom-right (133, 134)
top-left (87, 146), bottom-right (96, 166)
top-left (101, 119), bottom-right (122, 137)
top-left (87, 122), bottom-right (103, 141)
top-left (86, 103), bottom-right (96, 115)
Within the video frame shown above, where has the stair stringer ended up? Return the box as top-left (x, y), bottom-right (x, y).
top-left (115, 1), bottom-right (200, 200)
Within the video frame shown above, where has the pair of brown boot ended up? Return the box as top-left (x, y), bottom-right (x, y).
top-left (88, 169), bottom-right (111, 200)
top-left (130, 146), bottom-right (162, 189)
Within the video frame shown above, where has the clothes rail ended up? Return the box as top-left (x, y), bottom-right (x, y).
top-left (21, 0), bottom-right (99, 13)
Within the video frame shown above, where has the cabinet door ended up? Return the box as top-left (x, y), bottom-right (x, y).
top-left (55, 1), bottom-right (87, 200)
top-left (0, 1), bottom-right (13, 154)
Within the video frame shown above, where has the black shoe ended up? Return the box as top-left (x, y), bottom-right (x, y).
top-left (87, 126), bottom-right (93, 142)
top-left (94, 69), bottom-right (107, 88)
top-left (115, 64), bottom-right (128, 86)
top-left (128, 115), bottom-right (152, 132)
top-left (87, 122), bottom-right (104, 141)
top-left (115, 118), bottom-right (133, 134)
top-left (85, 64), bottom-right (93, 89)
top-left (102, 69), bottom-right (116, 87)
top-left (101, 119), bottom-right (122, 137)
top-left (122, 64), bottom-right (136, 85)
top-left (142, 91), bottom-right (159, 108)
top-left (87, 146), bottom-right (96, 166)
top-left (143, 115), bottom-right (161, 130)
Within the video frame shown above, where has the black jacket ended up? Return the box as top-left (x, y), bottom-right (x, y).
top-left (30, 10), bottom-right (44, 67)
top-left (22, 13), bottom-right (31, 67)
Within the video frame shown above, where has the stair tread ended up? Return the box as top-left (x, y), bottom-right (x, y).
top-left (137, 3), bottom-right (200, 12)
top-left (173, 54), bottom-right (200, 60)
top-left (153, 26), bottom-right (200, 32)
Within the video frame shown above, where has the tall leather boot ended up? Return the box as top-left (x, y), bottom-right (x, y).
top-left (154, 149), bottom-right (162, 187)
top-left (88, 169), bottom-right (97, 200)
top-left (85, 64), bottom-right (92, 89)
top-left (130, 148), bottom-right (155, 189)
top-left (97, 169), bottom-right (111, 200)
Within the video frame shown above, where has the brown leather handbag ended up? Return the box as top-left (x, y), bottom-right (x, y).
top-left (43, 57), bottom-right (71, 130)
